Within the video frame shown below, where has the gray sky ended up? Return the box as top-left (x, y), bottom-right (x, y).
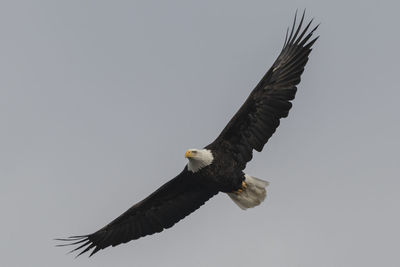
top-left (1, 1), bottom-right (399, 266)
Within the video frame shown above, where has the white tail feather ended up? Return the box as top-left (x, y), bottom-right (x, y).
top-left (227, 174), bottom-right (269, 210)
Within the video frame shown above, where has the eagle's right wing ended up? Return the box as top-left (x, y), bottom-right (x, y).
top-left (57, 169), bottom-right (218, 257)
top-left (208, 11), bottom-right (319, 170)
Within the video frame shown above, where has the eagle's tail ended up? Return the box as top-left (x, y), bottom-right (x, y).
top-left (227, 174), bottom-right (269, 210)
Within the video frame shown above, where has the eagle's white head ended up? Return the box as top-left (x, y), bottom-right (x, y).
top-left (185, 148), bottom-right (214, 173)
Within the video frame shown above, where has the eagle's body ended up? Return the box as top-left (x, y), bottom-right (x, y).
top-left (58, 12), bottom-right (319, 257)
top-left (189, 149), bottom-right (244, 192)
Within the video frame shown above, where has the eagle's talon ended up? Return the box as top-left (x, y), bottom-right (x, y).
top-left (242, 181), bottom-right (247, 190)
top-left (235, 189), bottom-right (243, 195)
top-left (234, 181), bottom-right (248, 195)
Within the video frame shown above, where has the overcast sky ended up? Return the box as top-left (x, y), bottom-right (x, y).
top-left (1, 1), bottom-right (399, 267)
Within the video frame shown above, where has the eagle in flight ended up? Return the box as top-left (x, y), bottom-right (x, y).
top-left (57, 11), bottom-right (319, 257)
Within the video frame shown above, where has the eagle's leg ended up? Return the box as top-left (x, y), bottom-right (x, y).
top-left (234, 181), bottom-right (247, 195)
top-left (227, 175), bottom-right (269, 209)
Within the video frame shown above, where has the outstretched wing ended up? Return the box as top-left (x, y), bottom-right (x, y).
top-left (207, 11), bottom-right (319, 169)
top-left (57, 169), bottom-right (218, 257)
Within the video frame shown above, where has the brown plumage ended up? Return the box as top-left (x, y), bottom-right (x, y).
top-left (57, 11), bottom-right (319, 257)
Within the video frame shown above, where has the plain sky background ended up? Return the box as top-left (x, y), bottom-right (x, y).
top-left (1, 1), bottom-right (399, 266)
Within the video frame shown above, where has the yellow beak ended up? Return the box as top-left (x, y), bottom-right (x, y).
top-left (185, 150), bottom-right (192, 158)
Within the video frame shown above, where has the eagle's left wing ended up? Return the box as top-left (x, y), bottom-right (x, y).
top-left (57, 169), bottom-right (217, 257)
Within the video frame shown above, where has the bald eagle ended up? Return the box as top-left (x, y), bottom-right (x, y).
top-left (57, 12), bottom-right (318, 257)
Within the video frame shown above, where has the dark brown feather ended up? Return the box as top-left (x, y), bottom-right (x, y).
top-left (57, 170), bottom-right (217, 256)
top-left (207, 11), bottom-right (318, 169)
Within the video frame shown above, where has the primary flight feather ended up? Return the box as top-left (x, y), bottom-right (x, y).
top-left (57, 11), bottom-right (319, 257)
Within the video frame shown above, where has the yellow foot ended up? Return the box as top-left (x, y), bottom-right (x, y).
top-left (235, 181), bottom-right (247, 195)
top-left (242, 181), bottom-right (247, 190)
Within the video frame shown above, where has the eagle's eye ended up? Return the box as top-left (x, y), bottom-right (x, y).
top-left (192, 151), bottom-right (197, 154)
